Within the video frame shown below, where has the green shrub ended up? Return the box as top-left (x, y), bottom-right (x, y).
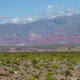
top-left (51, 64), bottom-right (58, 69)
top-left (45, 75), bottom-right (54, 80)
top-left (64, 69), bottom-right (71, 76)
top-left (33, 74), bottom-right (40, 79)
top-left (8, 68), bottom-right (14, 73)
top-left (68, 66), bottom-right (74, 70)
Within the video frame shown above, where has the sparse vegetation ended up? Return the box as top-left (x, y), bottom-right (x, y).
top-left (0, 52), bottom-right (79, 80)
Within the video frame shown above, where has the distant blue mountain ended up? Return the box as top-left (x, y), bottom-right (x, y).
top-left (0, 14), bottom-right (80, 46)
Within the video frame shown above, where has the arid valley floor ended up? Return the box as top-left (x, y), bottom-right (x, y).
top-left (0, 52), bottom-right (79, 80)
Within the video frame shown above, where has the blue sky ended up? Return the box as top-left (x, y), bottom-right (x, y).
top-left (0, 0), bottom-right (80, 17)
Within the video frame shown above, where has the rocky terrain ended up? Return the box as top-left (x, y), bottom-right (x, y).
top-left (0, 46), bottom-right (53, 52)
top-left (56, 46), bottom-right (80, 52)
top-left (0, 46), bottom-right (80, 52)
top-left (0, 52), bottom-right (80, 80)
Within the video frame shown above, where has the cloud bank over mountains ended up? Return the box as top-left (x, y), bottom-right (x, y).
top-left (0, 5), bottom-right (80, 24)
top-left (0, 5), bottom-right (80, 45)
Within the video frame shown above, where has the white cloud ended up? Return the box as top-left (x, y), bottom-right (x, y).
top-left (65, 8), bottom-right (80, 16)
top-left (26, 17), bottom-right (33, 22)
top-left (47, 5), bottom-right (53, 10)
top-left (0, 5), bottom-right (80, 24)
top-left (25, 16), bottom-right (38, 22)
top-left (46, 5), bottom-right (80, 19)
top-left (48, 15), bottom-right (56, 19)
top-left (9, 18), bottom-right (19, 24)
top-left (46, 5), bottom-right (56, 18)
top-left (47, 5), bottom-right (54, 13)
top-left (0, 16), bottom-right (10, 24)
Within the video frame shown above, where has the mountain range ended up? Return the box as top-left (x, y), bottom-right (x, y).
top-left (0, 14), bottom-right (80, 46)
